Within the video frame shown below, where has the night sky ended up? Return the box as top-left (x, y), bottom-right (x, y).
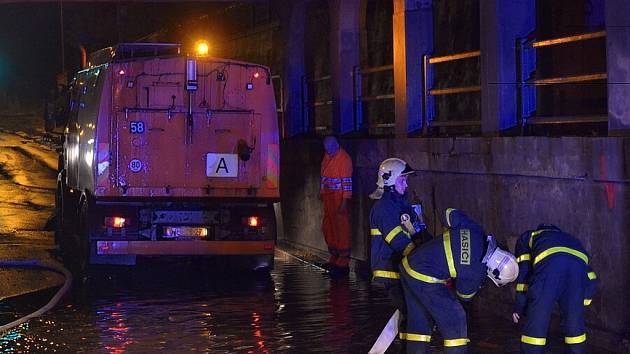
top-left (0, 2), bottom-right (238, 106)
top-left (0, 4), bottom-right (62, 103)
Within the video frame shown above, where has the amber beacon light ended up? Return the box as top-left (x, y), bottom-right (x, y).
top-left (195, 40), bottom-right (210, 57)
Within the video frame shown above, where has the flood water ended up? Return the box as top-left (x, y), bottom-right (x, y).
top-left (0, 250), bottom-right (617, 353)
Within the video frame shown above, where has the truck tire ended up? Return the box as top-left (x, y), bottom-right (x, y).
top-left (54, 183), bottom-right (63, 248)
top-left (74, 196), bottom-right (93, 278)
top-left (54, 181), bottom-right (69, 252)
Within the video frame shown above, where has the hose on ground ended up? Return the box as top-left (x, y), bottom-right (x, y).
top-left (0, 260), bottom-right (72, 334)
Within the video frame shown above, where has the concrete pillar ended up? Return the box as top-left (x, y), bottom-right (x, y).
top-left (328, 0), bottom-right (361, 135)
top-left (586, 0), bottom-right (606, 31)
top-left (606, 0), bottom-right (630, 134)
top-left (393, 0), bottom-right (432, 137)
top-left (480, 0), bottom-right (535, 134)
top-left (280, 1), bottom-right (307, 137)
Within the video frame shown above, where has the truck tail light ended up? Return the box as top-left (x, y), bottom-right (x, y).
top-left (104, 217), bottom-right (127, 228)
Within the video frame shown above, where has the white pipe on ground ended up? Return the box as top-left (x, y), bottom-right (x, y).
top-left (0, 260), bottom-right (72, 334)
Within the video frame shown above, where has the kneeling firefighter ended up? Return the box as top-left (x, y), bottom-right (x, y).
top-left (400, 208), bottom-right (518, 353)
top-left (512, 224), bottom-right (598, 354)
top-left (369, 158), bottom-right (430, 351)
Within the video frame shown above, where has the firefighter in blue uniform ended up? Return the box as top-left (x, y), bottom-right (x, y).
top-left (369, 158), bottom-right (429, 348)
top-left (400, 208), bottom-right (519, 353)
top-left (512, 224), bottom-right (598, 354)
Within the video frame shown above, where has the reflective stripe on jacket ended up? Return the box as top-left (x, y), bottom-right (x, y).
top-left (369, 190), bottom-right (416, 284)
top-left (403, 209), bottom-right (488, 301)
top-left (320, 147), bottom-right (353, 199)
top-left (513, 225), bottom-right (598, 315)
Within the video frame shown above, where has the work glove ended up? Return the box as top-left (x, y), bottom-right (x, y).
top-left (413, 221), bottom-right (427, 234)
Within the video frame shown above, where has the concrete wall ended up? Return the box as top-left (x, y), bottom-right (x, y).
top-left (279, 136), bottom-right (630, 346)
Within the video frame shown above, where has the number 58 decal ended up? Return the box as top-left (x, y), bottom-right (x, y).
top-left (130, 121), bottom-right (145, 134)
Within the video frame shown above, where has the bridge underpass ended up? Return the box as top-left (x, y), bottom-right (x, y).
top-left (0, 0), bottom-right (629, 352)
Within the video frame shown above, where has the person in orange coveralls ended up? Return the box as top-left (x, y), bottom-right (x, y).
top-left (320, 135), bottom-right (353, 275)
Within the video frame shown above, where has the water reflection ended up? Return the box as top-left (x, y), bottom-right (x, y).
top-left (250, 312), bottom-right (269, 354)
top-left (325, 277), bottom-right (352, 351)
top-left (0, 254), bottom-right (391, 353)
top-left (98, 304), bottom-right (133, 354)
top-left (1, 250), bottom-right (606, 353)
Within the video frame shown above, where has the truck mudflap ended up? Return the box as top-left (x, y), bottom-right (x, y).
top-left (97, 240), bottom-right (274, 256)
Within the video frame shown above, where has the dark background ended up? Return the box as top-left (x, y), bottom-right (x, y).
top-left (0, 0), bottom-right (608, 129)
top-left (0, 2), bottom-right (265, 106)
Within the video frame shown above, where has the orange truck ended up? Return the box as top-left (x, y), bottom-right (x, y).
top-left (55, 43), bottom-right (280, 271)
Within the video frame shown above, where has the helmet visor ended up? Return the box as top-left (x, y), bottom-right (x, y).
top-left (400, 163), bottom-right (416, 176)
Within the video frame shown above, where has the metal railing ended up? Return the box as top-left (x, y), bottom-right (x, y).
top-left (518, 30), bottom-right (607, 125)
top-left (271, 75), bottom-right (285, 139)
top-left (423, 50), bottom-right (482, 129)
top-left (287, 31), bottom-right (608, 137)
top-left (354, 64), bottom-right (395, 132)
top-left (302, 75), bottom-right (333, 133)
top-left (301, 66), bottom-right (396, 135)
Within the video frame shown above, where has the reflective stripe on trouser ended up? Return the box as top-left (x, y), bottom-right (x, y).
top-left (521, 257), bottom-right (587, 354)
top-left (321, 193), bottom-right (351, 267)
top-left (400, 333), bottom-right (431, 342)
top-left (400, 272), bottom-right (468, 354)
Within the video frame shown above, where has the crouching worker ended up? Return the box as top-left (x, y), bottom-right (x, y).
top-left (400, 208), bottom-right (518, 353)
top-left (512, 224), bottom-right (598, 354)
top-left (369, 158), bottom-right (429, 350)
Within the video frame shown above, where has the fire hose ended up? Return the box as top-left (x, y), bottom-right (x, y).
top-left (0, 260), bottom-right (72, 334)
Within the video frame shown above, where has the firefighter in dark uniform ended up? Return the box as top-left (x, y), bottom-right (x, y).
top-left (369, 158), bottom-right (429, 348)
top-left (512, 224), bottom-right (598, 354)
top-left (400, 208), bottom-right (519, 354)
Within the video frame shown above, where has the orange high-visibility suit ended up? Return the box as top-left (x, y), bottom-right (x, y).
top-left (320, 147), bottom-right (353, 268)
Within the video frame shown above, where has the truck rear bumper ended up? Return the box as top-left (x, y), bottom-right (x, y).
top-left (96, 240), bottom-right (274, 256)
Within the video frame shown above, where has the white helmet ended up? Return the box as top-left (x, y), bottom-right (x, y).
top-left (485, 247), bottom-right (519, 287)
top-left (378, 158), bottom-right (415, 187)
top-left (369, 158), bottom-right (415, 199)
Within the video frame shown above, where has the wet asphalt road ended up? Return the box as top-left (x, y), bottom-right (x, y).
top-left (0, 127), bottom-right (65, 302)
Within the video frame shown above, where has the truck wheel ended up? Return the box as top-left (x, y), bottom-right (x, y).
top-left (54, 182), bottom-right (70, 253)
top-left (54, 183), bottom-right (63, 248)
top-left (75, 197), bottom-right (93, 278)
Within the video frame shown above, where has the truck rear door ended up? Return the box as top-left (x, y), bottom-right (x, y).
top-left (115, 109), bottom-right (261, 192)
